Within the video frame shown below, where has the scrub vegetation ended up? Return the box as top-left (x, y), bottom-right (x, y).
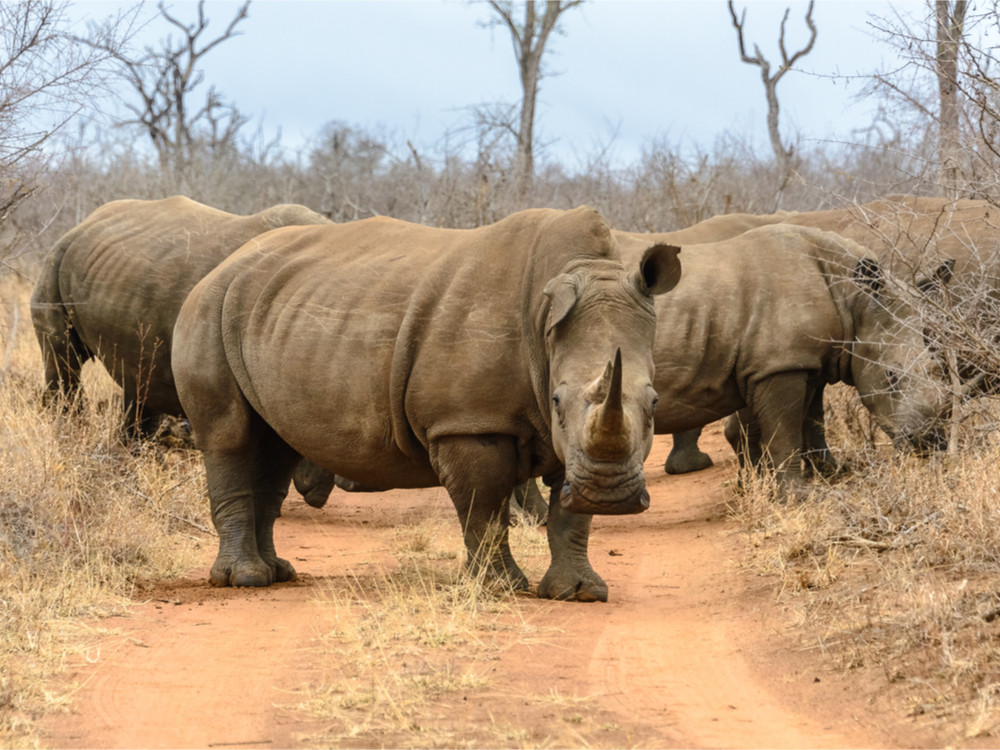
top-left (5, 0), bottom-right (1000, 745)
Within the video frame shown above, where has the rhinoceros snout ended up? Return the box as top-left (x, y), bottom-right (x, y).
top-left (894, 426), bottom-right (949, 457)
top-left (559, 479), bottom-right (650, 515)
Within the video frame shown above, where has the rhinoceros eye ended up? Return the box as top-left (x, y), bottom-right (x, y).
top-left (552, 385), bottom-right (567, 411)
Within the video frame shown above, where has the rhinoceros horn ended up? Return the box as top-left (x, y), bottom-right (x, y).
top-left (586, 348), bottom-right (630, 460)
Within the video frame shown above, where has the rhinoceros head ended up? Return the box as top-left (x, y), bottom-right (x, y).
top-left (543, 243), bottom-right (681, 515)
top-left (850, 257), bottom-right (954, 453)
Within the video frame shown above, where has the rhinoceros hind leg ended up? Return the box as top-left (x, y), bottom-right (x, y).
top-left (724, 408), bottom-right (763, 470)
top-left (537, 486), bottom-right (608, 603)
top-left (203, 428), bottom-right (300, 588)
top-left (511, 479), bottom-right (548, 525)
top-left (120, 398), bottom-right (168, 446)
top-left (664, 428), bottom-right (714, 474)
top-left (431, 435), bottom-right (529, 592)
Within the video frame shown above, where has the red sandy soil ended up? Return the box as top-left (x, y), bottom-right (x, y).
top-left (38, 425), bottom-right (949, 749)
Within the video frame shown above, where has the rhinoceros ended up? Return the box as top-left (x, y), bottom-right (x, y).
top-left (671, 195), bottom-right (998, 476)
top-left (653, 209), bottom-right (798, 245)
top-left (618, 210), bottom-right (797, 475)
top-left (29, 196), bottom-right (336, 501)
top-left (172, 206), bottom-right (681, 601)
top-left (612, 223), bottom-right (953, 496)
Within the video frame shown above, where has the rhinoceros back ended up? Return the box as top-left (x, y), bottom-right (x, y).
top-left (31, 196), bottom-right (331, 417)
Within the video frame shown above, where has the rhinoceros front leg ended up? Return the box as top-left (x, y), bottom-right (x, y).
top-left (664, 427), bottom-right (714, 474)
top-left (749, 372), bottom-right (810, 498)
top-left (430, 435), bottom-right (529, 591)
top-left (537, 474), bottom-right (607, 602)
top-left (204, 430), bottom-right (300, 587)
top-left (727, 383), bottom-right (840, 483)
top-left (800, 383), bottom-right (840, 478)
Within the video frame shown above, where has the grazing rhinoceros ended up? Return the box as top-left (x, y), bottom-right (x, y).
top-left (29, 196), bottom-right (335, 497)
top-left (172, 206), bottom-right (681, 601)
top-left (619, 210), bottom-right (798, 475)
top-left (612, 223), bottom-right (953, 496)
top-left (672, 195), bottom-right (998, 476)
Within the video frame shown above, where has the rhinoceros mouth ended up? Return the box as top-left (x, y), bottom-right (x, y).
top-left (892, 427), bottom-right (949, 457)
top-left (560, 462), bottom-right (649, 515)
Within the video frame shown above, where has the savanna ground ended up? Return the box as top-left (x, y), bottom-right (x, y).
top-left (4, 274), bottom-right (1000, 748)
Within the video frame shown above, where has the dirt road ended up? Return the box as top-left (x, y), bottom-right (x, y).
top-left (39, 427), bottom-right (936, 748)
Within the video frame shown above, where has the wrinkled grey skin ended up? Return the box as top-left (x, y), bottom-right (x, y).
top-left (614, 224), bottom-right (952, 497)
top-left (669, 195), bottom-right (995, 476)
top-left (29, 195), bottom-right (335, 491)
top-left (173, 207), bottom-right (681, 601)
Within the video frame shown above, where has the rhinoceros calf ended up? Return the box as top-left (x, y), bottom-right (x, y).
top-left (614, 223), bottom-right (953, 496)
top-left (172, 206), bottom-right (681, 601)
top-left (29, 196), bottom-right (335, 501)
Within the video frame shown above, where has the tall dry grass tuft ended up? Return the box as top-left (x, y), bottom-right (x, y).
top-left (729, 381), bottom-right (1000, 742)
top-left (292, 513), bottom-right (568, 748)
top-left (0, 277), bottom-right (209, 746)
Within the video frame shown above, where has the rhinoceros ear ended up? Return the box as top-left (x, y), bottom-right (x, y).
top-left (634, 243), bottom-right (682, 297)
top-left (543, 273), bottom-right (581, 334)
top-left (854, 257), bottom-right (884, 295)
top-left (917, 258), bottom-right (955, 294)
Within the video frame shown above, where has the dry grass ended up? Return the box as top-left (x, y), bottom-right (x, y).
top-left (0, 271), bottom-right (603, 748)
top-left (728, 383), bottom-right (1000, 744)
top-left (0, 277), bottom-right (210, 747)
top-left (289, 514), bottom-right (574, 748)
top-left (10, 241), bottom-right (1000, 746)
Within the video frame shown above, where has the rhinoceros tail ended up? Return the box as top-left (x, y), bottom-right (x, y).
top-left (29, 236), bottom-right (89, 405)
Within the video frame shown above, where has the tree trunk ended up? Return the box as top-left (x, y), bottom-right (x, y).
top-left (937, 0), bottom-right (967, 198)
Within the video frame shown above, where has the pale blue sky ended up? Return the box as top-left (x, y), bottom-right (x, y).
top-left (71, 1), bottom-right (922, 168)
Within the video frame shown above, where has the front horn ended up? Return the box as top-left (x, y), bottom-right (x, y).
top-left (588, 349), bottom-right (630, 459)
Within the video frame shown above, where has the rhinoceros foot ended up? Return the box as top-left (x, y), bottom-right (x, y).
top-left (537, 564), bottom-right (608, 603)
top-left (467, 556), bottom-right (530, 594)
top-left (210, 555), bottom-right (297, 588)
top-left (487, 568), bottom-right (531, 595)
top-left (664, 448), bottom-right (713, 475)
top-left (802, 449), bottom-right (842, 479)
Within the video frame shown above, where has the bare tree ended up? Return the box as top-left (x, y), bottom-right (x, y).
top-left (860, 2), bottom-right (1000, 197)
top-left (728, 0), bottom-right (817, 203)
top-left (0, 1), bottom-right (134, 231)
top-left (936, 1), bottom-right (968, 197)
top-left (483, 0), bottom-right (583, 206)
top-left (106, 0), bottom-right (250, 179)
